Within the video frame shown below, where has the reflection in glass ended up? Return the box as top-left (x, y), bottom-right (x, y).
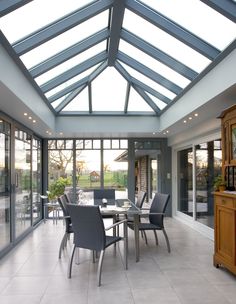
top-left (178, 148), bottom-right (193, 216)
top-left (195, 140), bottom-right (222, 228)
top-left (0, 120), bottom-right (11, 249)
top-left (15, 131), bottom-right (31, 237)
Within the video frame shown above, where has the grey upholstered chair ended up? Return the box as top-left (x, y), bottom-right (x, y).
top-left (67, 204), bottom-right (128, 286)
top-left (58, 195), bottom-right (73, 259)
top-left (128, 192), bottom-right (171, 253)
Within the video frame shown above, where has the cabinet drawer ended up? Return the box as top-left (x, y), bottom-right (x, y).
top-left (215, 196), bottom-right (235, 208)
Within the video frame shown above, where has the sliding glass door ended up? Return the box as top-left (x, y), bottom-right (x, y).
top-left (0, 119), bottom-right (11, 250)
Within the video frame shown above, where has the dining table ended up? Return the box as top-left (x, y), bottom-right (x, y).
top-left (81, 197), bottom-right (141, 262)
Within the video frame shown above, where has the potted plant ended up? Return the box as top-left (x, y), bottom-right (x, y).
top-left (47, 177), bottom-right (70, 201)
top-left (214, 175), bottom-right (227, 192)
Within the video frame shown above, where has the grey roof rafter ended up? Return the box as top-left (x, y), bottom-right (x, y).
top-left (13, 0), bottom-right (113, 55)
top-left (120, 29), bottom-right (198, 80)
top-left (41, 51), bottom-right (108, 93)
top-left (30, 28), bottom-right (110, 78)
top-left (132, 85), bottom-right (160, 114)
top-left (88, 83), bottom-right (92, 113)
top-left (124, 83), bottom-right (131, 113)
top-left (117, 51), bottom-right (182, 95)
top-left (126, 0), bottom-right (220, 60)
top-left (48, 76), bottom-right (89, 103)
top-left (107, 0), bottom-right (125, 65)
top-left (200, 0), bottom-right (236, 23)
top-left (115, 60), bottom-right (171, 105)
top-left (55, 84), bottom-right (87, 113)
top-left (131, 78), bottom-right (171, 105)
top-left (88, 60), bottom-right (108, 83)
top-left (0, 0), bottom-right (32, 17)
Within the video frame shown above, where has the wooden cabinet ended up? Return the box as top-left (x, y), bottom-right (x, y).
top-left (214, 192), bottom-right (236, 274)
top-left (214, 105), bottom-right (236, 275)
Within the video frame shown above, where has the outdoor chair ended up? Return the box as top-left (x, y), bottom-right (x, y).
top-left (67, 204), bottom-right (128, 286)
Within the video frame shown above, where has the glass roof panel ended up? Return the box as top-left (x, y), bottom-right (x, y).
top-left (140, 0), bottom-right (236, 50)
top-left (62, 87), bottom-right (89, 112)
top-left (51, 97), bottom-right (65, 109)
top-left (123, 9), bottom-right (211, 72)
top-left (92, 67), bottom-right (127, 111)
top-left (44, 64), bottom-right (99, 99)
top-left (118, 61), bottom-right (176, 100)
top-left (0, 0), bottom-right (94, 43)
top-left (145, 92), bottom-right (166, 110)
top-left (33, 41), bottom-right (106, 86)
top-left (19, 11), bottom-right (109, 67)
top-left (128, 87), bottom-right (154, 112)
top-left (119, 40), bottom-right (190, 88)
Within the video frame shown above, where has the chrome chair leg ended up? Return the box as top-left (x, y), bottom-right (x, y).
top-left (59, 233), bottom-right (67, 259)
top-left (124, 222), bottom-right (128, 270)
top-left (97, 250), bottom-right (105, 287)
top-left (162, 228), bottom-right (171, 253)
top-left (143, 230), bottom-right (148, 245)
top-left (68, 244), bottom-right (76, 278)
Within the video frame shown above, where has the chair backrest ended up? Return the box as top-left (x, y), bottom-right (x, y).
top-left (94, 189), bottom-right (115, 205)
top-left (136, 191), bottom-right (147, 209)
top-left (58, 195), bottom-right (69, 216)
top-left (67, 204), bottom-right (106, 251)
top-left (149, 193), bottom-right (170, 228)
top-left (64, 192), bottom-right (72, 204)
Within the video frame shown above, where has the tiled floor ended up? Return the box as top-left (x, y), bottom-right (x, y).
top-left (0, 218), bottom-right (235, 304)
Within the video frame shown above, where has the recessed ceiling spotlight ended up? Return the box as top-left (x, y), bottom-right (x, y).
top-left (59, 132), bottom-right (63, 135)
top-left (28, 116), bottom-right (32, 120)
top-left (24, 112), bottom-right (28, 116)
top-left (194, 113), bottom-right (198, 117)
top-left (183, 120), bottom-right (187, 123)
top-left (166, 130), bottom-right (169, 133)
top-left (46, 130), bottom-right (49, 134)
top-left (152, 132), bottom-right (155, 135)
top-left (33, 120), bottom-right (36, 123)
top-left (188, 116), bottom-right (192, 120)
top-left (48, 132), bottom-right (52, 135)
top-left (163, 132), bottom-right (166, 135)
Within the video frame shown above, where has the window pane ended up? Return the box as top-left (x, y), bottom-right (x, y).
top-left (123, 9), bottom-right (210, 72)
top-left (76, 150), bottom-right (101, 190)
top-left (92, 67), bottom-right (127, 111)
top-left (0, 0), bottom-right (94, 43)
top-left (195, 140), bottom-right (222, 228)
top-left (119, 40), bottom-right (190, 88)
top-left (103, 150), bottom-right (128, 198)
top-left (141, 0), bottom-right (236, 50)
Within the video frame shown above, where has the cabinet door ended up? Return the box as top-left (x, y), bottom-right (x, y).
top-left (215, 204), bottom-right (235, 264)
top-left (230, 121), bottom-right (236, 164)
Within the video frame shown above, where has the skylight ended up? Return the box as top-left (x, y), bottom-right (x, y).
top-left (0, 0), bottom-right (235, 116)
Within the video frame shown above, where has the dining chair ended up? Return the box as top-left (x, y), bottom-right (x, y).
top-left (67, 204), bottom-right (128, 286)
top-left (128, 192), bottom-right (171, 253)
top-left (58, 195), bottom-right (73, 259)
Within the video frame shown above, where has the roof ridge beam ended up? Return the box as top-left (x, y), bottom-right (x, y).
top-left (117, 51), bottom-right (182, 95)
top-left (107, 0), bottom-right (125, 66)
top-left (121, 29), bottom-right (198, 80)
top-left (13, 0), bottom-right (113, 55)
top-left (41, 51), bottom-right (108, 93)
top-left (126, 0), bottom-right (220, 60)
top-left (30, 28), bottom-right (110, 78)
top-left (200, 0), bottom-right (236, 23)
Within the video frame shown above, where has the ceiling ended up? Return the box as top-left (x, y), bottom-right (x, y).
top-left (0, 0), bottom-right (235, 120)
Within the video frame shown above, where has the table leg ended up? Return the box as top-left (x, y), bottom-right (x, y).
top-left (133, 213), bottom-right (139, 262)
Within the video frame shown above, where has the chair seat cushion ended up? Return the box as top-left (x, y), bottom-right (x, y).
top-left (105, 235), bottom-right (122, 248)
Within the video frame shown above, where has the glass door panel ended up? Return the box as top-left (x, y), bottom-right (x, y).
top-left (178, 148), bottom-right (193, 217)
top-left (0, 119), bottom-right (11, 249)
top-left (32, 139), bottom-right (42, 224)
top-left (15, 129), bottom-right (31, 237)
